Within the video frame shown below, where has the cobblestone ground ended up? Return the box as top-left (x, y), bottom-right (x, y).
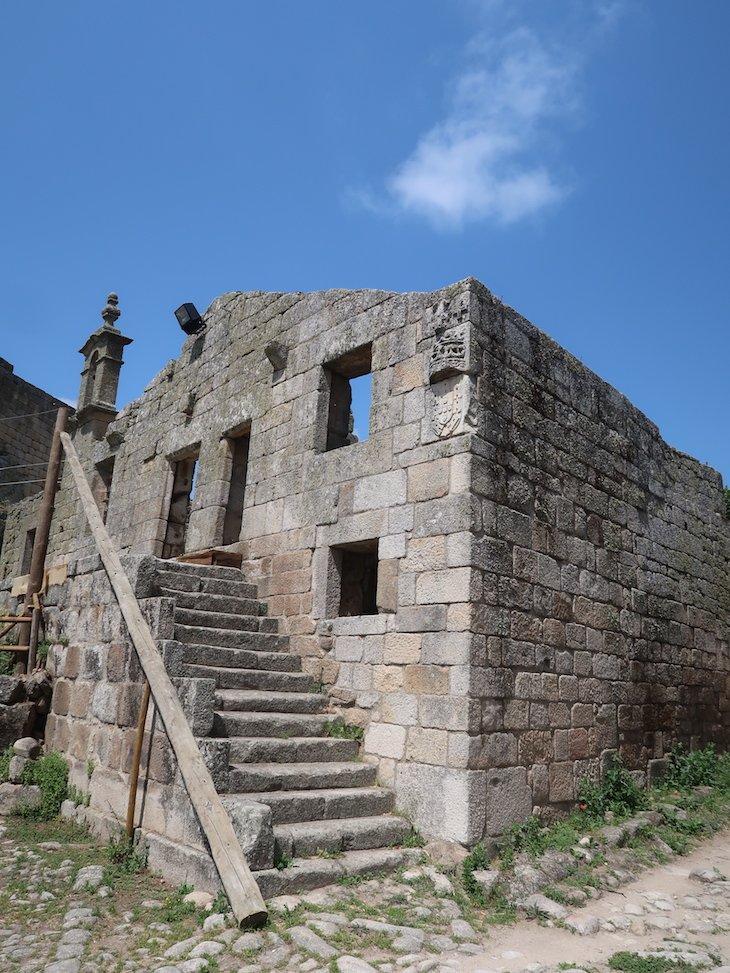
top-left (3, 817), bottom-right (730, 973)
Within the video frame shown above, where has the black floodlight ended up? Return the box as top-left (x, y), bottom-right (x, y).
top-left (175, 303), bottom-right (205, 335)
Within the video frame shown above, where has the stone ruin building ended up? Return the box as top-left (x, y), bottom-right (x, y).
top-left (1, 278), bottom-right (729, 894)
top-left (0, 357), bottom-right (67, 548)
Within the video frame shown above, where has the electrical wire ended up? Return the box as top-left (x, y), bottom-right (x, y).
top-left (0, 408), bottom-right (61, 423)
top-left (0, 462), bottom-right (48, 471)
top-left (0, 478), bottom-right (47, 486)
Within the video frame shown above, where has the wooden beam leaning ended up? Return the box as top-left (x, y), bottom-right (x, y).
top-left (59, 432), bottom-right (268, 928)
top-left (19, 406), bottom-right (72, 649)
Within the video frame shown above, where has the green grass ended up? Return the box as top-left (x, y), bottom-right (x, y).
top-left (324, 718), bottom-right (364, 742)
top-left (608, 952), bottom-right (702, 973)
top-left (0, 651), bottom-right (15, 675)
top-left (105, 829), bottom-right (148, 879)
top-left (0, 746), bottom-right (12, 782)
top-left (401, 825), bottom-right (425, 848)
top-left (20, 752), bottom-right (69, 820)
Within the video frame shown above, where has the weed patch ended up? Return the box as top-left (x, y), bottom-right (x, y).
top-left (608, 952), bottom-right (700, 973)
top-left (21, 752), bottom-right (69, 820)
top-left (664, 744), bottom-right (725, 790)
top-left (324, 718), bottom-right (364, 742)
top-left (578, 757), bottom-right (647, 821)
top-left (106, 829), bottom-right (148, 875)
top-left (0, 746), bottom-right (12, 782)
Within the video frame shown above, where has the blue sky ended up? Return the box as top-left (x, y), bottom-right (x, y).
top-left (2, 1), bottom-right (728, 482)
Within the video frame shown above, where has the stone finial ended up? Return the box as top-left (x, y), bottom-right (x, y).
top-left (101, 292), bottom-right (121, 329)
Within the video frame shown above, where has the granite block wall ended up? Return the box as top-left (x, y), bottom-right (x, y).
top-left (466, 282), bottom-right (730, 830)
top-left (1, 278), bottom-right (728, 847)
top-left (39, 554), bottom-right (232, 884)
top-left (0, 357), bottom-right (66, 550)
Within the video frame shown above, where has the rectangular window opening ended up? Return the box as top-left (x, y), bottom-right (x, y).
top-left (162, 450), bottom-right (199, 559)
top-left (222, 431), bottom-right (250, 546)
top-left (21, 529), bottom-right (36, 576)
top-left (333, 539), bottom-right (379, 616)
top-left (93, 458), bottom-right (115, 525)
top-left (324, 344), bottom-right (372, 451)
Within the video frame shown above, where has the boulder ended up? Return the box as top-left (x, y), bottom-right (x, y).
top-left (25, 671), bottom-right (52, 713)
top-left (521, 893), bottom-right (569, 921)
top-left (8, 755), bottom-right (28, 783)
top-left (13, 736), bottom-right (41, 758)
top-left (471, 868), bottom-right (500, 897)
top-left (0, 676), bottom-right (25, 706)
top-left (0, 703), bottom-right (36, 751)
top-left (424, 838), bottom-right (469, 872)
top-left (0, 782), bottom-right (42, 815)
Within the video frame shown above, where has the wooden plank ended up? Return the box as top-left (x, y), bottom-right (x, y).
top-left (0, 646), bottom-right (29, 653)
top-left (0, 616), bottom-right (31, 623)
top-left (60, 432), bottom-right (267, 928)
top-left (176, 549), bottom-right (243, 569)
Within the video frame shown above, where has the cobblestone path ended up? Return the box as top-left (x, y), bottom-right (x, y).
top-left (3, 817), bottom-right (730, 973)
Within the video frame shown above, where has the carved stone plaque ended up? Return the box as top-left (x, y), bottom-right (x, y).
top-left (429, 324), bottom-right (468, 383)
top-left (429, 374), bottom-right (474, 439)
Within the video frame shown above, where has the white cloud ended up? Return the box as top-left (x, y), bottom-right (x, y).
top-left (386, 27), bottom-right (574, 228)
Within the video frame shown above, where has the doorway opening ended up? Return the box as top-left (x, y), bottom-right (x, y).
top-left (222, 431), bottom-right (250, 545)
top-left (93, 457), bottom-right (115, 525)
top-left (162, 450), bottom-right (199, 559)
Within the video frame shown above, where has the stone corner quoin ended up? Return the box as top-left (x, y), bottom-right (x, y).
top-left (1, 276), bottom-right (728, 852)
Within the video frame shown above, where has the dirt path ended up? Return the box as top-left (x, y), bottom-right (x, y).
top-left (455, 829), bottom-right (730, 972)
top-left (4, 815), bottom-right (730, 973)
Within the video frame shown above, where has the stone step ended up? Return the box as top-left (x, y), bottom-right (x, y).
top-left (228, 736), bottom-right (360, 764)
top-left (160, 559), bottom-right (245, 581)
top-left (174, 624), bottom-right (286, 650)
top-left (228, 761), bottom-right (376, 793)
top-left (254, 848), bottom-right (419, 898)
top-left (161, 588), bottom-right (267, 616)
top-left (274, 815), bottom-right (411, 858)
top-left (156, 570), bottom-right (258, 599)
top-left (215, 689), bottom-right (327, 714)
top-left (230, 786), bottom-right (394, 824)
top-left (182, 644), bottom-right (301, 673)
top-left (174, 607), bottom-right (267, 634)
top-left (199, 576), bottom-right (259, 599)
top-left (184, 664), bottom-right (314, 693)
top-left (214, 710), bottom-right (331, 738)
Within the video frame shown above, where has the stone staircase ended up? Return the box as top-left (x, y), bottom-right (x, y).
top-left (153, 558), bottom-right (414, 894)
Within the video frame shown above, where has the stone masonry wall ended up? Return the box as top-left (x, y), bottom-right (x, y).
top-left (40, 554), bottom-right (232, 889)
top-left (1, 279), bottom-right (728, 848)
top-left (0, 357), bottom-right (66, 550)
top-left (1, 284), bottom-right (482, 841)
top-left (466, 282), bottom-right (730, 836)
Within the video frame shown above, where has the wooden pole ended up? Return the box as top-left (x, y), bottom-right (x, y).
top-left (27, 607), bottom-right (42, 674)
top-left (126, 681), bottom-right (151, 842)
top-left (19, 406), bottom-right (72, 646)
top-left (60, 431), bottom-right (267, 928)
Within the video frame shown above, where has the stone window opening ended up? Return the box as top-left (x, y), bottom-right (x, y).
top-left (221, 428), bottom-right (250, 546)
top-left (92, 457), bottom-right (115, 525)
top-left (331, 539), bottom-right (379, 616)
top-left (321, 344), bottom-right (372, 451)
top-left (21, 529), bottom-right (35, 576)
top-left (162, 448), bottom-right (199, 559)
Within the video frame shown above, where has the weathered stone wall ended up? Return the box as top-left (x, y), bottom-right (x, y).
top-left (466, 283), bottom-right (730, 834)
top-left (1, 284), bottom-right (483, 839)
top-left (1, 278), bottom-right (728, 848)
top-left (0, 357), bottom-right (66, 552)
top-left (41, 554), bottom-right (231, 888)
